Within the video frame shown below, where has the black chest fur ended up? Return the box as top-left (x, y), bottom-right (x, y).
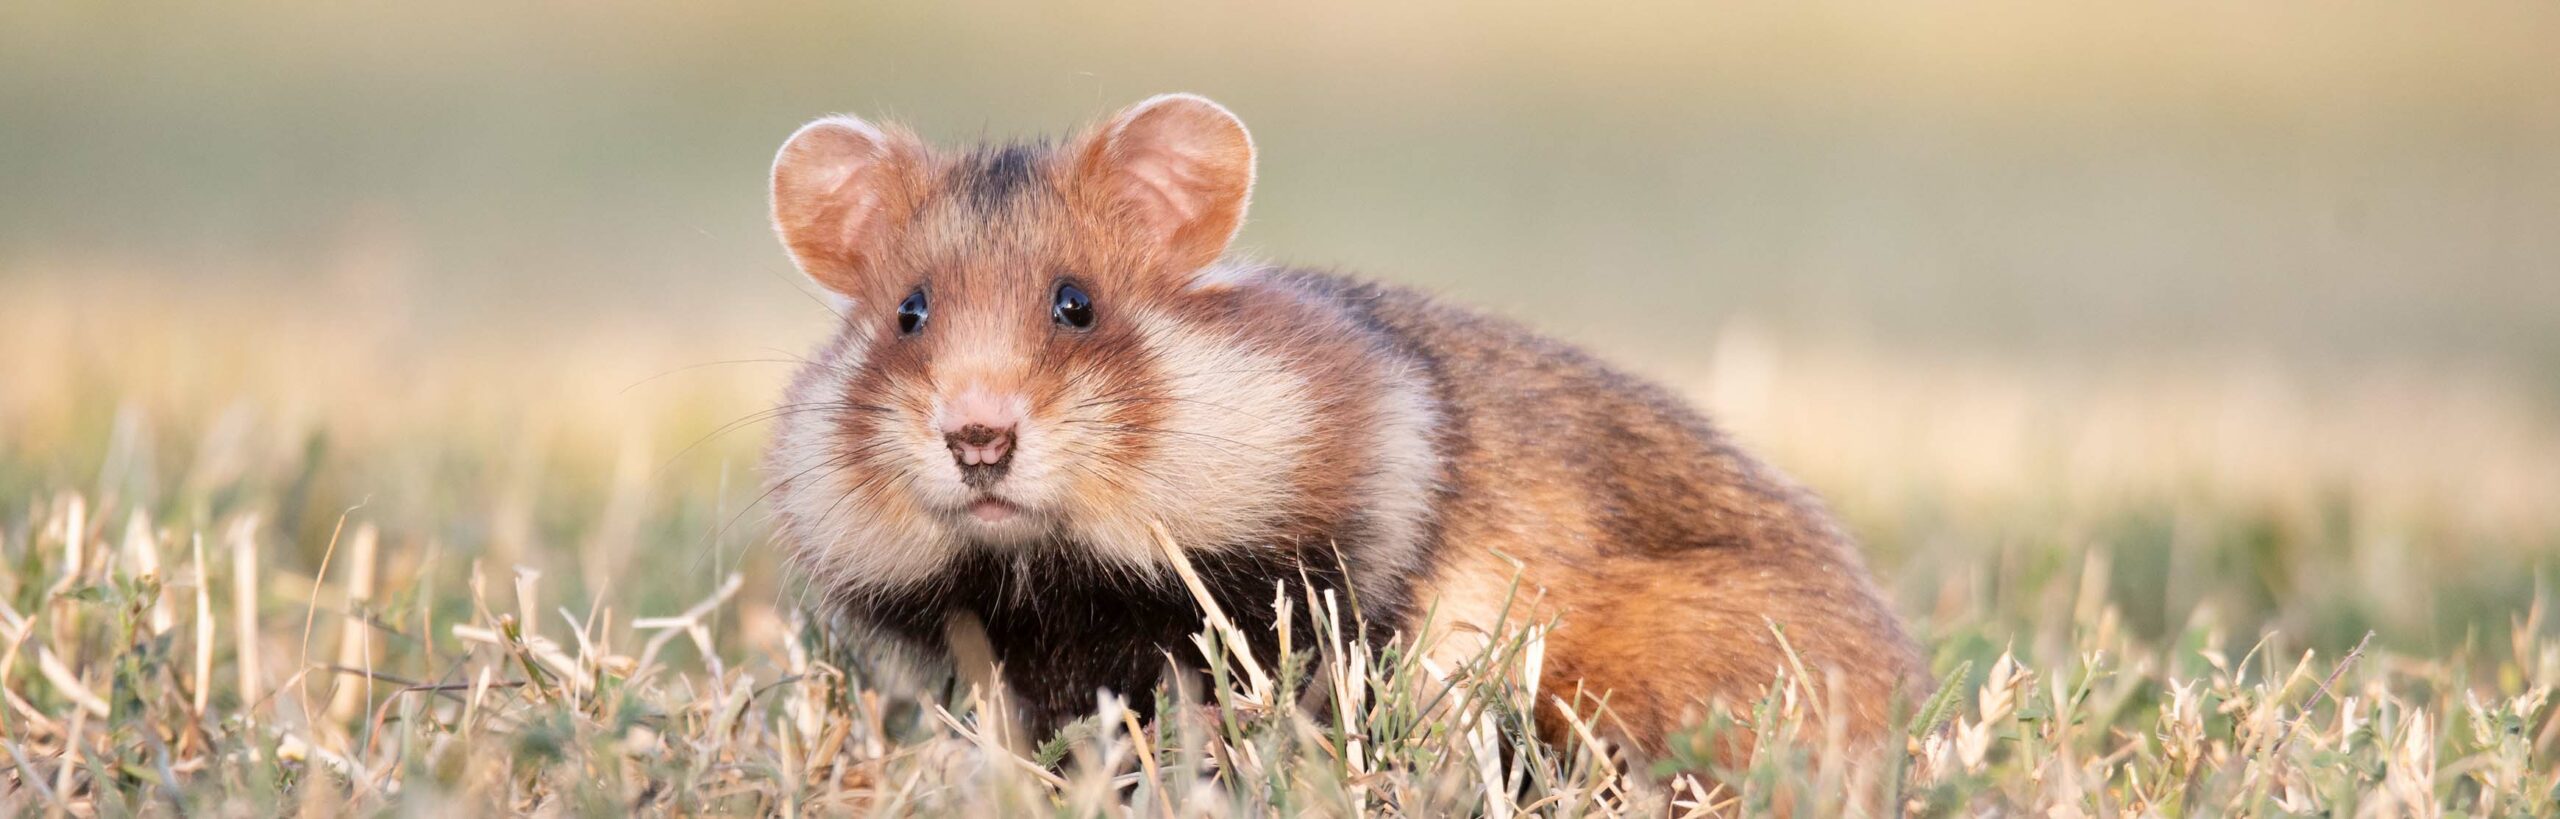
top-left (850, 545), bottom-right (1398, 732)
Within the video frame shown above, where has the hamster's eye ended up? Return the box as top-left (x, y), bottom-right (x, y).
top-left (1052, 283), bottom-right (1095, 330)
top-left (896, 290), bottom-right (929, 335)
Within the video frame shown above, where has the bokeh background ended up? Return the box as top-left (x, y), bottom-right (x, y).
top-left (5, 1), bottom-right (2559, 664)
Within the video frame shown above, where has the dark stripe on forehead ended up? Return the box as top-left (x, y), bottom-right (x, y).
top-left (953, 142), bottom-right (1047, 211)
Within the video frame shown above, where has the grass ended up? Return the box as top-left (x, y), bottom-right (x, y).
top-left (3, 277), bottom-right (2558, 815)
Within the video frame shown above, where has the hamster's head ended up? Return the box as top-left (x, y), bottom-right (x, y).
top-left (763, 94), bottom-right (1344, 594)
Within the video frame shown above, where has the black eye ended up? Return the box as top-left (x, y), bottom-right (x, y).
top-left (896, 289), bottom-right (928, 335)
top-left (1052, 283), bottom-right (1095, 330)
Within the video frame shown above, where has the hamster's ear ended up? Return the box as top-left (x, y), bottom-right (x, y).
top-left (1079, 94), bottom-right (1255, 278)
top-left (771, 115), bottom-right (920, 298)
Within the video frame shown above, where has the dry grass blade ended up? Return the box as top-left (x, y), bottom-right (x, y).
top-left (1146, 519), bottom-right (1274, 700)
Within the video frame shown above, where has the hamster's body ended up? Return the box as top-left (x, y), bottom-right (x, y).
top-left (762, 95), bottom-right (1925, 759)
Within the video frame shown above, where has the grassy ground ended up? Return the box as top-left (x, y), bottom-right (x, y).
top-left (2, 277), bottom-right (2557, 815)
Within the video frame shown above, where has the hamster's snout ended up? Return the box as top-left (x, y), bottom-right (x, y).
top-left (938, 387), bottom-right (1023, 489)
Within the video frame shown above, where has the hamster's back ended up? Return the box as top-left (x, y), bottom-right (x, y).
top-left (1277, 269), bottom-right (1928, 754)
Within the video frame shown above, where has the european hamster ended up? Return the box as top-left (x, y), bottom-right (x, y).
top-left (762, 94), bottom-right (1925, 758)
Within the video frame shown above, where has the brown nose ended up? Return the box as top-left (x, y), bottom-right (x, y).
top-left (945, 423), bottom-right (1015, 469)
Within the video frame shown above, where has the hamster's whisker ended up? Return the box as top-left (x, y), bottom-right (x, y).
top-left (617, 357), bottom-right (814, 394)
top-left (1056, 420), bottom-right (1279, 458)
top-left (700, 445), bottom-right (875, 558)
top-left (1072, 395), bottom-right (1287, 428)
top-left (661, 402), bottom-right (893, 479)
top-left (1067, 368), bottom-right (1296, 407)
top-left (1059, 458), bottom-right (1147, 498)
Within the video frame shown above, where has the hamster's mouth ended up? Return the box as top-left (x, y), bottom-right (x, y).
top-left (946, 491), bottom-right (1046, 542)
top-left (967, 497), bottom-right (1023, 523)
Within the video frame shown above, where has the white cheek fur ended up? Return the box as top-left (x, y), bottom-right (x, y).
top-left (1064, 308), bottom-right (1318, 563)
top-left (768, 329), bottom-right (966, 595)
top-left (1349, 356), bottom-right (1442, 611)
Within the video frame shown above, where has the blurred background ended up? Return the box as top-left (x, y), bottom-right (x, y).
top-left (4, 1), bottom-right (2558, 664)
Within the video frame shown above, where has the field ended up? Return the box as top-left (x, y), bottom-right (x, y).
top-left (2, 274), bottom-right (2555, 816)
top-left (7, 2), bottom-right (2560, 814)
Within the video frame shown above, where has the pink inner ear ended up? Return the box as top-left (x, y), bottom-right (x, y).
top-left (1119, 153), bottom-right (1213, 227)
top-left (1089, 95), bottom-right (1254, 273)
top-left (772, 118), bottom-right (903, 291)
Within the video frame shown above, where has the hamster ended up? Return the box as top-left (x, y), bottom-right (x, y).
top-left (761, 93), bottom-right (1926, 759)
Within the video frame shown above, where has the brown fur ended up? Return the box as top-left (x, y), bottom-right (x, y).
top-left (759, 95), bottom-right (1927, 764)
top-left (1267, 272), bottom-right (1928, 761)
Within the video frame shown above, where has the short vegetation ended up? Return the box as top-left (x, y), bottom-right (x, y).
top-left (2, 283), bottom-right (2556, 815)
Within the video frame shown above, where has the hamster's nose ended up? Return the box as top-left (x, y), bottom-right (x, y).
top-left (945, 423), bottom-right (1016, 468)
top-left (938, 387), bottom-right (1023, 477)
